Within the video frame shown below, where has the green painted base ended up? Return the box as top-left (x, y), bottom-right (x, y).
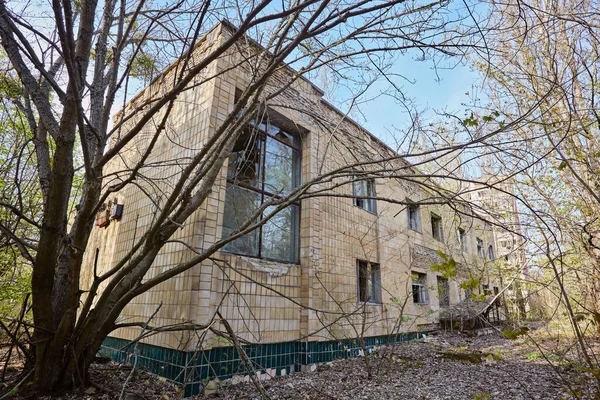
top-left (99, 331), bottom-right (427, 397)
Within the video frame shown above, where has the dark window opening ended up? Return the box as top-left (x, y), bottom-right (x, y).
top-left (412, 272), bottom-right (428, 304)
top-left (488, 245), bottom-right (495, 261)
top-left (353, 179), bottom-right (376, 214)
top-left (358, 260), bottom-right (382, 303)
top-left (431, 213), bottom-right (443, 241)
top-left (482, 284), bottom-right (492, 296)
top-left (222, 120), bottom-right (301, 263)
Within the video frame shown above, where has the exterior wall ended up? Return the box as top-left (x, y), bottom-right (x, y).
top-left (82, 22), bottom-right (502, 354)
top-left (81, 25), bottom-right (226, 350)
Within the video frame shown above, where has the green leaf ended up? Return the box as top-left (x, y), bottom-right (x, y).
top-left (557, 161), bottom-right (567, 170)
top-left (459, 277), bottom-right (480, 290)
top-left (462, 114), bottom-right (479, 127)
top-left (431, 254), bottom-right (457, 279)
top-left (471, 293), bottom-right (486, 301)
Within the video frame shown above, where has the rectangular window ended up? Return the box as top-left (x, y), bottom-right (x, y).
top-left (488, 245), bottom-right (495, 261)
top-left (437, 276), bottom-right (450, 307)
top-left (353, 178), bottom-right (376, 214)
top-left (412, 272), bottom-right (428, 304)
top-left (357, 260), bottom-right (381, 303)
top-left (431, 213), bottom-right (443, 241)
top-left (458, 228), bottom-right (467, 251)
top-left (482, 284), bottom-right (492, 296)
top-left (222, 121), bottom-right (301, 263)
top-left (407, 202), bottom-right (421, 232)
top-left (477, 238), bottom-right (484, 258)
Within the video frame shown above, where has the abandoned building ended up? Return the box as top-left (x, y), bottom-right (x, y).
top-left (82, 21), bottom-right (508, 396)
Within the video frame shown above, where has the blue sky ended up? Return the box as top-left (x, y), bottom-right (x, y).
top-left (349, 60), bottom-right (480, 147)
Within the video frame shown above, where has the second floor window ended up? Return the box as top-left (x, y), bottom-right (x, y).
top-left (458, 228), bottom-right (467, 251)
top-left (407, 202), bottom-right (421, 232)
top-left (488, 245), bottom-right (495, 261)
top-left (221, 121), bottom-right (301, 263)
top-left (477, 238), bottom-right (484, 258)
top-left (431, 213), bottom-right (443, 241)
top-left (353, 178), bottom-right (376, 214)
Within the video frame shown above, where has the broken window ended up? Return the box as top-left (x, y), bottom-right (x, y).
top-left (457, 228), bottom-right (467, 251)
top-left (437, 276), bottom-right (449, 307)
top-left (431, 213), bottom-right (443, 241)
top-left (357, 260), bottom-right (381, 303)
top-left (407, 202), bottom-right (421, 232)
top-left (353, 178), bottom-right (376, 214)
top-left (222, 121), bottom-right (301, 263)
top-left (477, 238), bottom-right (484, 258)
top-left (412, 272), bottom-right (428, 304)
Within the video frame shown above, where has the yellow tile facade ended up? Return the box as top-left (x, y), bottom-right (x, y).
top-left (81, 22), bottom-right (502, 353)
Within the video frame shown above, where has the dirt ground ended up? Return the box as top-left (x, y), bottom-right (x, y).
top-left (3, 329), bottom-right (598, 399)
top-left (203, 330), bottom-right (598, 400)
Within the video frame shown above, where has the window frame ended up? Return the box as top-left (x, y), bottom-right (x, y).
top-left (482, 284), bottom-right (492, 296)
top-left (221, 120), bottom-right (302, 263)
top-left (457, 228), bottom-right (467, 251)
top-left (353, 178), bottom-right (377, 214)
top-left (477, 237), bottom-right (484, 258)
top-left (407, 201), bottom-right (422, 232)
top-left (488, 245), bottom-right (495, 261)
top-left (357, 260), bottom-right (382, 304)
top-left (430, 213), bottom-right (443, 242)
top-left (411, 272), bottom-right (429, 304)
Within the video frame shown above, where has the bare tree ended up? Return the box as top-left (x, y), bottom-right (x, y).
top-left (471, 0), bottom-right (600, 376)
top-left (0, 0), bottom-right (510, 394)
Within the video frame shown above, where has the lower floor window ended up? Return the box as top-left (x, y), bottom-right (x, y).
top-left (412, 272), bottom-right (428, 304)
top-left (482, 284), bottom-right (492, 296)
top-left (437, 276), bottom-right (450, 307)
top-left (357, 260), bottom-right (381, 303)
